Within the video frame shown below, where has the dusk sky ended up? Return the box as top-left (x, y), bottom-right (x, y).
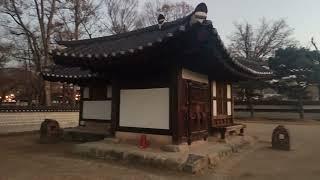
top-left (182, 0), bottom-right (320, 47)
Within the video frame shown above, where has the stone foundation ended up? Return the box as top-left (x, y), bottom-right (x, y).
top-left (73, 135), bottom-right (255, 174)
top-left (115, 131), bottom-right (172, 147)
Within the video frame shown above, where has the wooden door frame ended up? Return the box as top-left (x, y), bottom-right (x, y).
top-left (185, 79), bottom-right (210, 145)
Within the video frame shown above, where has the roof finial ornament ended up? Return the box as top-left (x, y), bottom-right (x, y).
top-left (190, 3), bottom-right (208, 25)
top-left (158, 14), bottom-right (165, 29)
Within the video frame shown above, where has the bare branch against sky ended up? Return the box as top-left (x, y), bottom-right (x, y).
top-left (137, 0), bottom-right (193, 27)
top-left (102, 0), bottom-right (139, 34)
top-left (228, 18), bottom-right (296, 61)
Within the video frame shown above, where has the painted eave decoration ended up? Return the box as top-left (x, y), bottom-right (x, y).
top-left (43, 2), bottom-right (272, 82)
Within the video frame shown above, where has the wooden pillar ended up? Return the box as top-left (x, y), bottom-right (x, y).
top-left (111, 79), bottom-right (120, 137)
top-left (170, 64), bottom-right (181, 144)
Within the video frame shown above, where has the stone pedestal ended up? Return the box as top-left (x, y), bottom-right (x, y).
top-left (39, 119), bottom-right (62, 143)
top-left (272, 125), bottom-right (290, 151)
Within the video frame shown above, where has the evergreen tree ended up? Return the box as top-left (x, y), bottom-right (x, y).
top-left (269, 47), bottom-right (320, 118)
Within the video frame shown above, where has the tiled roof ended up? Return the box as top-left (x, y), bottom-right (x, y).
top-left (231, 58), bottom-right (273, 76)
top-left (41, 65), bottom-right (97, 80)
top-left (48, 3), bottom-right (272, 80)
top-left (51, 16), bottom-right (189, 59)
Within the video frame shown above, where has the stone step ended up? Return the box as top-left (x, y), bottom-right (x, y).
top-left (63, 126), bottom-right (110, 142)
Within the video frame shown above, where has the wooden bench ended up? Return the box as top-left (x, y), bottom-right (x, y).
top-left (212, 123), bottom-right (246, 140)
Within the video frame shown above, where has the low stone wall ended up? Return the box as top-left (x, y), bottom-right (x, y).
top-left (235, 104), bottom-right (320, 120)
top-left (0, 112), bottom-right (79, 134)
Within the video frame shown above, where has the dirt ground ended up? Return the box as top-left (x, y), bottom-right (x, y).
top-left (1, 121), bottom-right (320, 180)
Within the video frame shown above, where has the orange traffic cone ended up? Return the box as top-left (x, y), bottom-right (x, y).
top-left (139, 134), bottom-right (149, 149)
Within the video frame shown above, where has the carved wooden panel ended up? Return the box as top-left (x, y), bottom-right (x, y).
top-left (186, 80), bottom-right (209, 143)
top-left (216, 82), bottom-right (227, 115)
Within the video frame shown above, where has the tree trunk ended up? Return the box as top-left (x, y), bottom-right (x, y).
top-left (38, 78), bottom-right (45, 105)
top-left (45, 81), bottom-right (51, 106)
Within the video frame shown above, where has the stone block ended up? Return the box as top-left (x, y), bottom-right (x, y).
top-left (207, 153), bottom-right (219, 168)
top-left (39, 119), bottom-right (62, 144)
top-left (182, 154), bottom-right (208, 174)
top-left (126, 152), bottom-right (145, 164)
top-left (106, 150), bottom-right (123, 160)
top-left (160, 144), bottom-right (189, 152)
top-left (103, 138), bottom-right (120, 144)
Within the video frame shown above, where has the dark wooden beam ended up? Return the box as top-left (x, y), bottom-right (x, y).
top-left (79, 87), bottom-right (84, 126)
top-left (111, 79), bottom-right (120, 137)
top-left (171, 64), bottom-right (181, 144)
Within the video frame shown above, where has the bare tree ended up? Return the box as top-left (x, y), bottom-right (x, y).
top-left (311, 37), bottom-right (319, 51)
top-left (0, 67), bottom-right (37, 105)
top-left (228, 18), bottom-right (295, 61)
top-left (1, 0), bottom-right (59, 105)
top-left (56, 0), bottom-right (102, 40)
top-left (138, 0), bottom-right (193, 27)
top-left (102, 0), bottom-right (138, 34)
top-left (229, 18), bottom-right (295, 118)
top-left (0, 43), bottom-right (12, 68)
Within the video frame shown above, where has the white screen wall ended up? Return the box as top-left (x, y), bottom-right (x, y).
top-left (227, 101), bottom-right (232, 115)
top-left (227, 84), bottom-right (231, 99)
top-left (82, 100), bottom-right (111, 120)
top-left (119, 88), bottom-right (169, 129)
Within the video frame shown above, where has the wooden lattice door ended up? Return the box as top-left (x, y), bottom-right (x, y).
top-left (185, 80), bottom-right (210, 144)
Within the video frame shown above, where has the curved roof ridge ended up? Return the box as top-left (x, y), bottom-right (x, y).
top-left (58, 15), bottom-right (191, 47)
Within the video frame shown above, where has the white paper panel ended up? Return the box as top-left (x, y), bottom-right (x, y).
top-left (227, 101), bottom-right (232, 115)
top-left (119, 88), bottom-right (169, 129)
top-left (227, 84), bottom-right (231, 99)
top-left (212, 81), bottom-right (216, 97)
top-left (182, 68), bottom-right (208, 84)
top-left (83, 87), bottom-right (89, 98)
top-left (213, 100), bottom-right (217, 116)
top-left (82, 100), bottom-right (111, 120)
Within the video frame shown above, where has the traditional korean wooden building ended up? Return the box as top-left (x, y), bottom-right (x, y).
top-left (42, 3), bottom-right (272, 145)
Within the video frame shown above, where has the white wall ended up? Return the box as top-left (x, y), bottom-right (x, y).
top-left (212, 81), bottom-right (217, 116)
top-left (227, 84), bottom-right (231, 99)
top-left (0, 112), bottom-right (78, 134)
top-left (227, 84), bottom-right (232, 115)
top-left (227, 101), bottom-right (232, 115)
top-left (212, 81), bottom-right (216, 97)
top-left (82, 100), bottom-right (112, 120)
top-left (119, 88), bottom-right (169, 129)
top-left (212, 100), bottom-right (217, 116)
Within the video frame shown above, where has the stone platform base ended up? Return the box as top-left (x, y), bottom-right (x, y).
top-left (63, 127), bottom-right (109, 142)
top-left (73, 135), bottom-right (255, 174)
